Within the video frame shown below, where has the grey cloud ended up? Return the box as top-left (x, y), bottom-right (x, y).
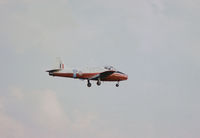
top-left (1, 0), bottom-right (200, 138)
top-left (0, 88), bottom-right (125, 138)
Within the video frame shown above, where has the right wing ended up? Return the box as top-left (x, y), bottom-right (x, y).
top-left (88, 70), bottom-right (115, 80)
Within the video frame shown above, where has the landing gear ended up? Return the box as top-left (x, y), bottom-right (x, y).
top-left (116, 81), bottom-right (119, 87)
top-left (87, 80), bottom-right (92, 87)
top-left (97, 79), bottom-right (101, 86)
top-left (87, 80), bottom-right (120, 87)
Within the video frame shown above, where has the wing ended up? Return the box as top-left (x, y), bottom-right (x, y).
top-left (88, 70), bottom-right (115, 80)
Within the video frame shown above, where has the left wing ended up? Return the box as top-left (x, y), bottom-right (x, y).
top-left (88, 70), bottom-right (115, 80)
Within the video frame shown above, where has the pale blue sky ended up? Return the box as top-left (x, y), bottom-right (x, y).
top-left (0, 0), bottom-right (200, 138)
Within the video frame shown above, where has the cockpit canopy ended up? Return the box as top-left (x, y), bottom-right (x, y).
top-left (104, 66), bottom-right (116, 71)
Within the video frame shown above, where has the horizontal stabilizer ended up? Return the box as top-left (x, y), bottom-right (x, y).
top-left (46, 69), bottom-right (60, 73)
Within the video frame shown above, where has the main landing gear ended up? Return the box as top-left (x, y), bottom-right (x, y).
top-left (87, 79), bottom-right (101, 87)
top-left (87, 80), bottom-right (120, 87)
top-left (87, 80), bottom-right (92, 87)
top-left (97, 78), bottom-right (101, 86)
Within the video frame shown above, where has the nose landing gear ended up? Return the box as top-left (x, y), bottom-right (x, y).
top-left (116, 81), bottom-right (119, 87)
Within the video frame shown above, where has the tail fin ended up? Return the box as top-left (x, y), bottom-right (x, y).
top-left (46, 58), bottom-right (64, 74)
top-left (56, 57), bottom-right (64, 70)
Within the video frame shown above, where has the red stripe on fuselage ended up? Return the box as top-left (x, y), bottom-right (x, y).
top-left (53, 72), bottom-right (99, 79)
top-left (52, 72), bottom-right (128, 81)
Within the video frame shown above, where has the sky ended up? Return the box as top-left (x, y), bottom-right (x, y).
top-left (0, 0), bottom-right (200, 138)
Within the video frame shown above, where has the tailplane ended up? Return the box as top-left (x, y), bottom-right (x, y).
top-left (46, 58), bottom-right (64, 74)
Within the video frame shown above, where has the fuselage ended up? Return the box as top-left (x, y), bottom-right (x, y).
top-left (48, 67), bottom-right (128, 81)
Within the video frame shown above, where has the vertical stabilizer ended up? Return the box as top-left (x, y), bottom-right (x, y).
top-left (56, 57), bottom-right (64, 70)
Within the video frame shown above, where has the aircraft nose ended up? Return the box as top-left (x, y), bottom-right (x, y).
top-left (123, 74), bottom-right (128, 80)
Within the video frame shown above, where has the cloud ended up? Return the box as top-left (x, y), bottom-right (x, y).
top-left (10, 87), bottom-right (24, 100)
top-left (0, 0), bottom-right (167, 55)
top-left (2, 0), bottom-right (199, 62)
top-left (1, 1), bottom-right (200, 137)
top-left (0, 87), bottom-right (114, 138)
top-left (0, 111), bottom-right (28, 138)
top-left (32, 90), bottom-right (71, 136)
top-left (0, 0), bottom-right (78, 55)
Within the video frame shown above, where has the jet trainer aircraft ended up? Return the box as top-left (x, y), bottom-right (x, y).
top-left (46, 60), bottom-right (128, 87)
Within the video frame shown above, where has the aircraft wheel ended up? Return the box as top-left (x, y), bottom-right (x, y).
top-left (87, 82), bottom-right (92, 87)
top-left (97, 80), bottom-right (101, 86)
top-left (87, 80), bottom-right (92, 87)
top-left (116, 84), bottom-right (119, 87)
top-left (116, 82), bottom-right (119, 87)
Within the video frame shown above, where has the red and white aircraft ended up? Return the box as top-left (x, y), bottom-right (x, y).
top-left (46, 60), bottom-right (128, 87)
